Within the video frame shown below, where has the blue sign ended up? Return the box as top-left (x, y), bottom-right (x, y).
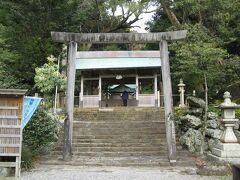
top-left (22, 96), bottom-right (42, 128)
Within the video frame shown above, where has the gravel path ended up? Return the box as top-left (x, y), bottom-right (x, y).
top-left (15, 165), bottom-right (232, 180)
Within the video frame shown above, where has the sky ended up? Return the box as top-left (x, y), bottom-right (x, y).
top-left (114, 3), bottom-right (157, 33)
top-left (131, 11), bottom-right (155, 33)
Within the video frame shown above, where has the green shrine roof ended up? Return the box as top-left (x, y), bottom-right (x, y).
top-left (109, 84), bottom-right (136, 93)
top-left (75, 57), bottom-right (161, 70)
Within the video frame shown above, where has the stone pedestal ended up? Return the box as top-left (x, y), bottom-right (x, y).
top-left (212, 143), bottom-right (240, 158)
top-left (209, 143), bottom-right (240, 163)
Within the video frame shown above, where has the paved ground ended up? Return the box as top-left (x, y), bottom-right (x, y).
top-left (3, 165), bottom-right (231, 180)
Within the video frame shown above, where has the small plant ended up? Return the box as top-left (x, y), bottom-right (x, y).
top-left (208, 104), bottom-right (221, 116)
top-left (174, 107), bottom-right (188, 117)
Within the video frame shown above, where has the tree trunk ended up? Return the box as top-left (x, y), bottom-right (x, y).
top-left (200, 73), bottom-right (208, 155)
top-left (198, 0), bottom-right (203, 24)
top-left (160, 0), bottom-right (181, 29)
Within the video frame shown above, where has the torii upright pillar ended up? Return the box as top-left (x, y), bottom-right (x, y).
top-left (160, 40), bottom-right (176, 162)
top-left (64, 41), bottom-right (77, 160)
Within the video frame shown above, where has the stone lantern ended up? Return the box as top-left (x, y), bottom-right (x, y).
top-left (210, 91), bottom-right (240, 162)
top-left (178, 79), bottom-right (186, 107)
top-left (193, 90), bottom-right (196, 97)
top-left (220, 92), bottom-right (240, 143)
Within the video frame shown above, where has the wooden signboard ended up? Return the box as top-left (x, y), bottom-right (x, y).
top-left (0, 89), bottom-right (27, 177)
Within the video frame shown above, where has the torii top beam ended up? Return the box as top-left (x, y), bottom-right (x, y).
top-left (51, 30), bottom-right (187, 43)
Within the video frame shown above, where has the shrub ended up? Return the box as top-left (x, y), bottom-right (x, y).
top-left (23, 107), bottom-right (60, 155)
top-left (174, 107), bottom-right (188, 117)
top-left (208, 104), bottom-right (221, 116)
top-left (21, 146), bottom-right (34, 170)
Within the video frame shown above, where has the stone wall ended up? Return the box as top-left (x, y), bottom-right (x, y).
top-left (175, 96), bottom-right (240, 154)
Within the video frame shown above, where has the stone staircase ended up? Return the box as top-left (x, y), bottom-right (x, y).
top-left (47, 107), bottom-right (195, 167)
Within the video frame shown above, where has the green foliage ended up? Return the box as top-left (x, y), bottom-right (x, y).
top-left (21, 146), bottom-right (34, 170)
top-left (170, 24), bottom-right (228, 100)
top-left (34, 56), bottom-right (66, 94)
top-left (0, 25), bottom-right (29, 89)
top-left (208, 104), bottom-right (221, 116)
top-left (174, 107), bottom-right (188, 117)
top-left (23, 107), bottom-right (60, 155)
top-left (0, 0), bottom-right (239, 104)
top-left (141, 86), bottom-right (154, 94)
top-left (148, 0), bottom-right (240, 102)
top-left (236, 109), bottom-right (240, 120)
top-left (0, 0), bottom-right (152, 91)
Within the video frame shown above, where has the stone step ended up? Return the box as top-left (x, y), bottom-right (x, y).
top-left (74, 114), bottom-right (164, 116)
top-left (53, 145), bottom-right (183, 152)
top-left (71, 142), bottom-right (179, 147)
top-left (74, 111), bottom-right (165, 115)
top-left (72, 134), bottom-right (167, 139)
top-left (74, 118), bottom-right (165, 122)
top-left (40, 154), bottom-right (196, 167)
top-left (72, 146), bottom-right (166, 152)
top-left (73, 131), bottom-right (166, 136)
top-left (73, 115), bottom-right (165, 121)
top-left (71, 138), bottom-right (168, 144)
top-left (74, 108), bottom-right (165, 112)
top-left (46, 108), bottom-right (196, 168)
top-left (73, 125), bottom-right (166, 130)
top-left (72, 151), bottom-right (168, 157)
top-left (54, 140), bottom-right (182, 147)
top-left (73, 122), bottom-right (166, 128)
top-left (54, 141), bottom-right (182, 148)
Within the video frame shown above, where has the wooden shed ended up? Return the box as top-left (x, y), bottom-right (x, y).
top-left (0, 89), bottom-right (27, 177)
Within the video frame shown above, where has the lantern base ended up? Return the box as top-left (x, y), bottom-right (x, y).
top-left (208, 143), bottom-right (240, 163)
top-left (208, 154), bottom-right (240, 164)
top-left (213, 143), bottom-right (240, 157)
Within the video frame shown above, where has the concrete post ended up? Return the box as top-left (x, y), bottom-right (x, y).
top-left (154, 74), bottom-right (158, 107)
top-left (136, 74), bottom-right (139, 106)
top-left (99, 75), bottom-right (102, 107)
top-left (80, 75), bottom-right (84, 107)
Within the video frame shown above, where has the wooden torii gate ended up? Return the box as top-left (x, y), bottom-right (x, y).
top-left (51, 30), bottom-right (187, 163)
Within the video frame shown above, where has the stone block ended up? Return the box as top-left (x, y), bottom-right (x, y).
top-left (206, 119), bottom-right (219, 129)
top-left (186, 96), bottom-right (205, 108)
top-left (207, 112), bottom-right (218, 120)
top-left (208, 153), bottom-right (240, 164)
top-left (179, 115), bottom-right (202, 130)
top-left (216, 143), bottom-right (240, 151)
top-left (212, 148), bottom-right (240, 158)
top-left (179, 128), bottom-right (204, 152)
top-left (208, 138), bottom-right (220, 151)
top-left (206, 129), bottom-right (222, 140)
top-left (189, 108), bottom-right (203, 116)
top-left (211, 143), bottom-right (240, 159)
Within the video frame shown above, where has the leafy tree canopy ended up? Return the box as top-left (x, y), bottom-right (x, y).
top-left (147, 0), bottom-right (240, 100)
